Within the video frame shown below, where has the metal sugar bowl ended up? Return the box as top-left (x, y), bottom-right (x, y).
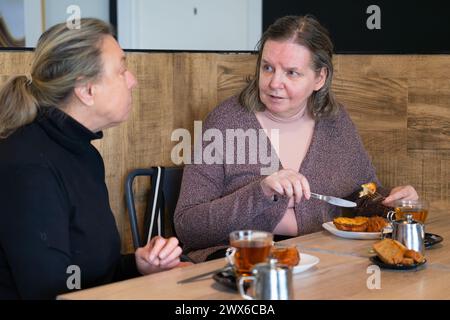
top-left (388, 212), bottom-right (425, 254)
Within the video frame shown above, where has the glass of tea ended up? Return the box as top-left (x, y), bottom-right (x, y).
top-left (228, 230), bottom-right (273, 277)
top-left (393, 199), bottom-right (429, 224)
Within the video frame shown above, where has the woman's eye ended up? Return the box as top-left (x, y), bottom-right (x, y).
top-left (287, 70), bottom-right (300, 77)
top-left (262, 65), bottom-right (273, 72)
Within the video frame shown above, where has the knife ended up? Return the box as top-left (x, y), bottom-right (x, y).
top-left (177, 265), bottom-right (232, 284)
top-left (310, 192), bottom-right (357, 208)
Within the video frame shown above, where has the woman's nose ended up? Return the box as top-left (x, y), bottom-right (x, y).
top-left (268, 72), bottom-right (284, 89)
top-left (127, 70), bottom-right (137, 89)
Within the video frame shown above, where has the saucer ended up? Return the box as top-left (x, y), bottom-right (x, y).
top-left (212, 268), bottom-right (238, 290)
top-left (383, 232), bottom-right (443, 249)
top-left (224, 251), bottom-right (319, 274)
top-left (214, 252), bottom-right (320, 290)
top-left (424, 233), bottom-right (443, 248)
top-left (369, 256), bottom-right (427, 270)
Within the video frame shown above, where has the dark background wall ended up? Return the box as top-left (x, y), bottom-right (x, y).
top-left (263, 0), bottom-right (450, 53)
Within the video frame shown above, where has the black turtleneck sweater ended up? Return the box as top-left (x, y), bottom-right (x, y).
top-left (0, 107), bottom-right (139, 299)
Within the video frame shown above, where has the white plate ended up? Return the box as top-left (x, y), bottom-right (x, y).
top-left (322, 221), bottom-right (391, 240)
top-left (224, 249), bottom-right (319, 274)
top-left (293, 252), bottom-right (320, 274)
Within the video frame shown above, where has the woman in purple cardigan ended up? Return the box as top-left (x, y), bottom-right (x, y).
top-left (174, 15), bottom-right (418, 262)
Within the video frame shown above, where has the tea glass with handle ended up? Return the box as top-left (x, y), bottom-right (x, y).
top-left (227, 230), bottom-right (273, 277)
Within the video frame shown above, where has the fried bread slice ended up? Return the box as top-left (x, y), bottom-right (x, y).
top-left (404, 249), bottom-right (425, 263)
top-left (372, 239), bottom-right (407, 265)
top-left (333, 216), bottom-right (368, 232)
top-left (359, 182), bottom-right (377, 198)
top-left (366, 216), bottom-right (389, 232)
top-left (401, 257), bottom-right (415, 265)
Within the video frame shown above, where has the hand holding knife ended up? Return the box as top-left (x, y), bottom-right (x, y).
top-left (261, 170), bottom-right (356, 207)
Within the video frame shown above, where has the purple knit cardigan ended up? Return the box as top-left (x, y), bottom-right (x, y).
top-left (174, 96), bottom-right (386, 262)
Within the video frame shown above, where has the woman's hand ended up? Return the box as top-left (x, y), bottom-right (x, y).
top-left (135, 236), bottom-right (183, 275)
top-left (382, 185), bottom-right (418, 206)
top-left (260, 169), bottom-right (311, 203)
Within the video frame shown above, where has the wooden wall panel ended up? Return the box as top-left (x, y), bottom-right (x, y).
top-left (408, 78), bottom-right (450, 156)
top-left (1, 51), bottom-right (449, 253)
top-left (0, 52), bottom-right (33, 75)
top-left (333, 76), bottom-right (408, 130)
top-left (442, 160), bottom-right (450, 201)
top-left (216, 54), bottom-right (256, 103)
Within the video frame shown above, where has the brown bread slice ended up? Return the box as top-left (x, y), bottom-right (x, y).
top-left (373, 239), bottom-right (406, 264)
top-left (404, 249), bottom-right (425, 263)
top-left (401, 257), bottom-right (415, 265)
top-left (333, 217), bottom-right (368, 232)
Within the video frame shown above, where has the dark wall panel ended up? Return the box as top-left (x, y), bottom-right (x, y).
top-left (263, 0), bottom-right (450, 53)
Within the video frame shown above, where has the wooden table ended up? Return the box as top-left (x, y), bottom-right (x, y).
top-left (58, 200), bottom-right (450, 300)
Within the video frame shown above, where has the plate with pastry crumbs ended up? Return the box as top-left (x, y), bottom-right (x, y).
top-left (225, 249), bottom-right (320, 274)
top-left (215, 252), bottom-right (320, 290)
top-left (369, 256), bottom-right (427, 270)
top-left (293, 253), bottom-right (320, 274)
top-left (322, 221), bottom-right (392, 240)
top-left (370, 238), bottom-right (427, 270)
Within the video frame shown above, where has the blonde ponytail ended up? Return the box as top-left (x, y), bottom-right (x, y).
top-left (0, 18), bottom-right (113, 138)
top-left (0, 75), bottom-right (38, 138)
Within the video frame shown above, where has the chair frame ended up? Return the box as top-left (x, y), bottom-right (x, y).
top-left (125, 166), bottom-right (183, 250)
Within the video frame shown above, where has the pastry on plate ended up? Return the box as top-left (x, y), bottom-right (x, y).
top-left (372, 239), bottom-right (425, 265)
top-left (333, 216), bottom-right (368, 232)
top-left (404, 249), bottom-right (425, 264)
top-left (359, 182), bottom-right (377, 197)
top-left (333, 216), bottom-right (389, 233)
top-left (366, 216), bottom-right (389, 232)
top-left (270, 245), bottom-right (300, 267)
top-left (373, 239), bottom-right (406, 264)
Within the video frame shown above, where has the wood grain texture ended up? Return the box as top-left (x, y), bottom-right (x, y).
top-left (408, 78), bottom-right (450, 156)
top-left (216, 54), bottom-right (256, 103)
top-left (0, 51), bottom-right (33, 75)
top-left (1, 52), bottom-right (449, 253)
top-left (336, 55), bottom-right (450, 79)
top-left (333, 75), bottom-right (408, 130)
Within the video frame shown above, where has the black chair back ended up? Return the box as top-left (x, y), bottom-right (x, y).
top-left (125, 166), bottom-right (183, 249)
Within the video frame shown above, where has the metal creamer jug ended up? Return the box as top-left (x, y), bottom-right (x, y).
top-left (237, 259), bottom-right (293, 300)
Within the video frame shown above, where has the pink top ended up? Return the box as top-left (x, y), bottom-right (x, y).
top-left (175, 96), bottom-right (387, 262)
top-left (255, 106), bottom-right (315, 235)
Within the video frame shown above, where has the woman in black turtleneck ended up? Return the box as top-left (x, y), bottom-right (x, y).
top-left (0, 19), bottom-right (184, 300)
